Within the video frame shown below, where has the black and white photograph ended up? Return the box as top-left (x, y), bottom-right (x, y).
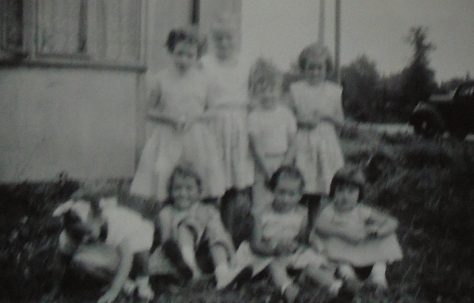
top-left (1, 0), bottom-right (473, 302)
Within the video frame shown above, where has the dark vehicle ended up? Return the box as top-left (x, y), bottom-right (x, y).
top-left (410, 81), bottom-right (474, 139)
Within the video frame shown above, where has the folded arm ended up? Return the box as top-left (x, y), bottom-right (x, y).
top-left (314, 211), bottom-right (367, 244)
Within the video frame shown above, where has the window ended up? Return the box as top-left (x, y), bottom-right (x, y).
top-left (0, 0), bottom-right (23, 51)
top-left (1, 0), bottom-right (146, 70)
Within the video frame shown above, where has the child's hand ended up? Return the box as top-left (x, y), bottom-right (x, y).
top-left (346, 228), bottom-right (369, 244)
top-left (175, 115), bottom-right (190, 131)
top-left (275, 240), bottom-right (298, 255)
top-left (365, 223), bottom-right (381, 238)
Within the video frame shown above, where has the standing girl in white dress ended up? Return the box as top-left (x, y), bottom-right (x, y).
top-left (247, 58), bottom-right (297, 214)
top-left (201, 15), bottom-right (254, 245)
top-left (289, 42), bottom-right (345, 226)
top-left (130, 27), bottom-right (225, 206)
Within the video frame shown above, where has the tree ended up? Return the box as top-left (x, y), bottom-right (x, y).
top-left (341, 55), bottom-right (380, 121)
top-left (400, 26), bottom-right (437, 119)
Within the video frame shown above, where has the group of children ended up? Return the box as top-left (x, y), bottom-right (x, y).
top-left (51, 17), bottom-right (403, 303)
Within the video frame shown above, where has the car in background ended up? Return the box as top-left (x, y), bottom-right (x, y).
top-left (409, 81), bottom-right (474, 140)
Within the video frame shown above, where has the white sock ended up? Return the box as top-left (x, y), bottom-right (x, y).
top-left (338, 264), bottom-right (357, 280)
top-left (329, 279), bottom-right (343, 295)
top-left (136, 276), bottom-right (150, 289)
top-left (370, 263), bottom-right (387, 286)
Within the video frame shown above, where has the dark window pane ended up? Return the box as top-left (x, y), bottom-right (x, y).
top-left (1, 0), bottom-right (23, 49)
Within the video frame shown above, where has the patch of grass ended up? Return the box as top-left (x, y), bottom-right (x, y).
top-left (1, 134), bottom-right (474, 302)
top-left (357, 136), bottom-right (474, 303)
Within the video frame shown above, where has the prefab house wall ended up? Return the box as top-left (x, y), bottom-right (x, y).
top-left (0, 0), bottom-right (241, 182)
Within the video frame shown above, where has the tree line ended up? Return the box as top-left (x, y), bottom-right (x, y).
top-left (340, 26), bottom-right (470, 123)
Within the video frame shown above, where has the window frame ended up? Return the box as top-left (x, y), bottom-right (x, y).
top-left (2, 0), bottom-right (147, 71)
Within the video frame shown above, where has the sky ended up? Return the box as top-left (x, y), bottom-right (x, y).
top-left (241, 0), bottom-right (474, 82)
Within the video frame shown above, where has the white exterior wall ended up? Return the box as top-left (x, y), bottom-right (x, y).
top-left (0, 68), bottom-right (137, 181)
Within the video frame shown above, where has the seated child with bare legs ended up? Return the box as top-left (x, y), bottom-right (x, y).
top-left (51, 187), bottom-right (155, 303)
top-left (152, 164), bottom-right (250, 289)
top-left (234, 166), bottom-right (350, 303)
top-left (311, 166), bottom-right (403, 291)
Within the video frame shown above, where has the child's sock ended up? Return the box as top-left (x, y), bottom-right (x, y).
top-left (135, 276), bottom-right (154, 300)
top-left (328, 279), bottom-right (343, 296)
top-left (338, 264), bottom-right (358, 280)
top-left (369, 263), bottom-right (388, 288)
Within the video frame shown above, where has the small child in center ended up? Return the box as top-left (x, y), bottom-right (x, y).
top-left (248, 59), bottom-right (297, 214)
top-left (311, 166), bottom-right (403, 291)
top-left (234, 166), bottom-right (349, 303)
top-left (151, 164), bottom-right (250, 289)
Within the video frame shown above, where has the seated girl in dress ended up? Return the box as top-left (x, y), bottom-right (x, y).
top-left (311, 166), bottom-right (403, 291)
top-left (151, 164), bottom-right (250, 289)
top-left (234, 166), bottom-right (349, 303)
top-left (52, 187), bottom-right (155, 303)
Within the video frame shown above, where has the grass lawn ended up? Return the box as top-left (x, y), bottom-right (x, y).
top-left (1, 130), bottom-right (473, 302)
